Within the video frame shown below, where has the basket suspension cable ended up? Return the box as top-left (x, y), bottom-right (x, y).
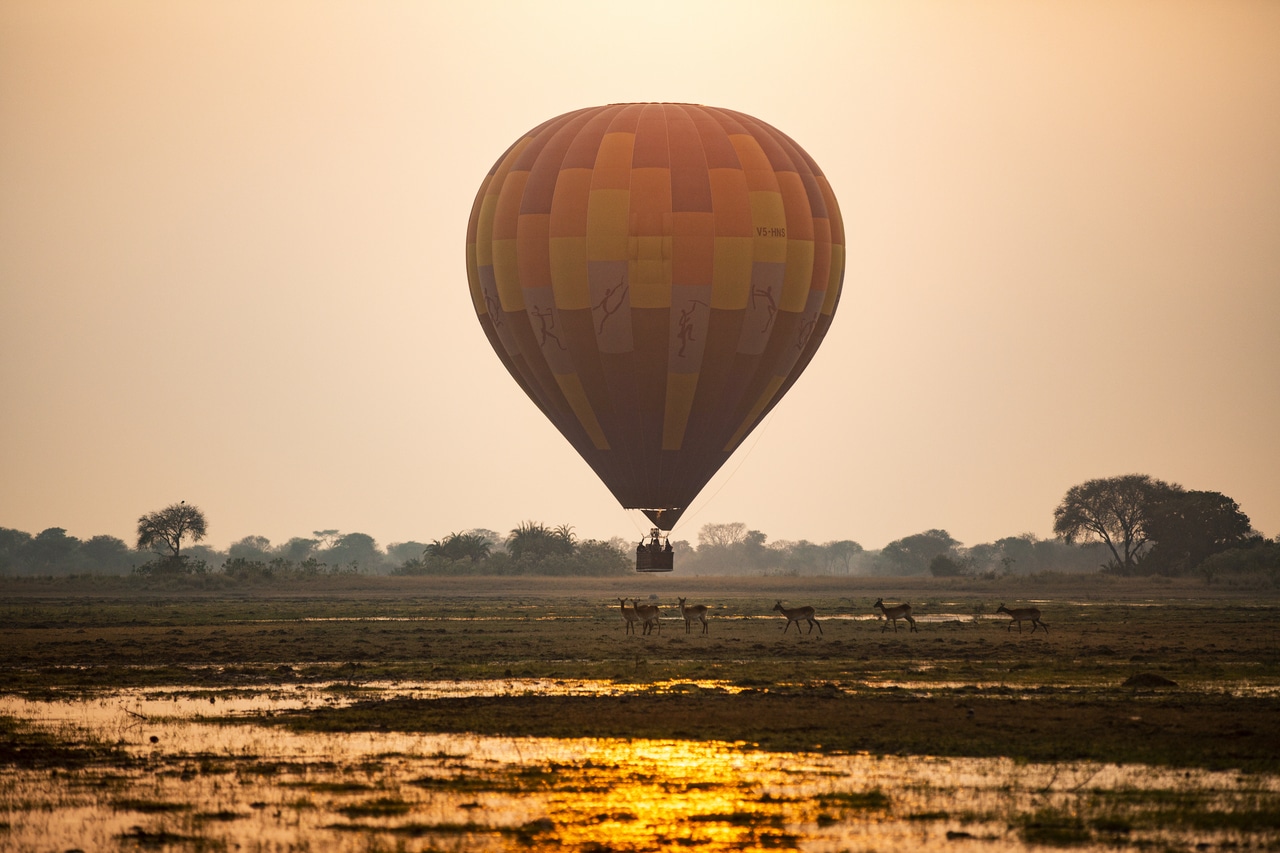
top-left (670, 410), bottom-right (777, 538)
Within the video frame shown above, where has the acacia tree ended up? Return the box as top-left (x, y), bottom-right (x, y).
top-left (136, 502), bottom-right (208, 560)
top-left (1052, 474), bottom-right (1176, 573)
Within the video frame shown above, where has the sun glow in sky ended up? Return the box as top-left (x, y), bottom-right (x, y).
top-left (2, 1), bottom-right (1278, 551)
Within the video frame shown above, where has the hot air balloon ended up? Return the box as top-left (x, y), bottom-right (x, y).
top-left (465, 104), bottom-right (845, 571)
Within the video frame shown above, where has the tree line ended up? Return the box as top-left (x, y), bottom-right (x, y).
top-left (669, 524), bottom-right (1109, 577)
top-left (0, 507), bottom-right (633, 579)
top-left (1, 474), bottom-right (1276, 583)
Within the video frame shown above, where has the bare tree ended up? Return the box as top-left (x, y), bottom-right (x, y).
top-left (136, 501), bottom-right (208, 559)
top-left (698, 522), bottom-right (748, 549)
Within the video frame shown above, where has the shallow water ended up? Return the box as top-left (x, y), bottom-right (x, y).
top-left (3, 684), bottom-right (1278, 852)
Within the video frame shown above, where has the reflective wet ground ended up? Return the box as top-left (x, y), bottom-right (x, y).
top-left (3, 683), bottom-right (1279, 852)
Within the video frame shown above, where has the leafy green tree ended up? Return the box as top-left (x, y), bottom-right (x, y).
top-left (996, 535), bottom-right (1037, 570)
top-left (323, 532), bottom-right (380, 570)
top-left (1141, 490), bottom-right (1256, 575)
top-left (25, 527), bottom-right (82, 573)
top-left (0, 527), bottom-right (34, 573)
top-left (136, 502), bottom-right (208, 560)
top-left (229, 535), bottom-right (272, 562)
top-left (278, 537), bottom-right (319, 562)
top-left (81, 534), bottom-right (133, 574)
top-left (386, 541), bottom-right (430, 564)
top-left (184, 544), bottom-right (227, 568)
top-left (777, 540), bottom-right (825, 573)
top-left (1052, 474), bottom-right (1176, 573)
top-left (565, 538), bottom-right (629, 575)
top-left (742, 529), bottom-right (769, 569)
top-left (824, 540), bottom-right (863, 574)
top-left (881, 529), bottom-right (959, 575)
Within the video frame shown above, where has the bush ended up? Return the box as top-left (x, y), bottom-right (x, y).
top-left (223, 557), bottom-right (274, 582)
top-left (221, 555), bottom-right (352, 582)
top-left (133, 555), bottom-right (208, 576)
top-left (929, 554), bottom-right (967, 577)
top-left (1196, 540), bottom-right (1280, 587)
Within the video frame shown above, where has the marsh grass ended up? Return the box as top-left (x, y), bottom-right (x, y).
top-left (0, 715), bottom-right (134, 769)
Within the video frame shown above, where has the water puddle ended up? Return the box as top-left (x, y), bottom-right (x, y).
top-left (2, 686), bottom-right (1278, 852)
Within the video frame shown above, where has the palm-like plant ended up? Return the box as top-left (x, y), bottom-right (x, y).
top-left (425, 532), bottom-right (492, 563)
top-left (506, 522), bottom-right (575, 562)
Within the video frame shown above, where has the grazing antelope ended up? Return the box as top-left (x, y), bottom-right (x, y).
top-left (633, 599), bottom-right (662, 635)
top-left (772, 601), bottom-right (822, 635)
top-left (618, 598), bottom-right (639, 635)
top-left (996, 603), bottom-right (1048, 634)
top-left (678, 597), bottom-right (710, 635)
top-left (873, 597), bottom-right (918, 632)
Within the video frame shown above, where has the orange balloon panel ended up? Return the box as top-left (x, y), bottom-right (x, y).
top-left (466, 104), bottom-right (845, 530)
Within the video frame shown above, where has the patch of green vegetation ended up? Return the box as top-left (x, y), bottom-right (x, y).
top-left (117, 825), bottom-right (195, 845)
top-left (286, 780), bottom-right (375, 793)
top-left (1087, 817), bottom-right (1132, 835)
top-left (193, 810), bottom-right (247, 822)
top-left (1015, 808), bottom-right (1091, 846)
top-left (688, 811), bottom-right (785, 828)
top-left (0, 715), bottom-right (134, 769)
top-left (336, 797), bottom-right (413, 818)
top-left (324, 820), bottom-right (490, 837)
top-left (748, 829), bottom-right (802, 848)
top-left (1005, 792), bottom-right (1280, 849)
top-left (408, 774), bottom-right (495, 793)
top-left (1087, 788), bottom-right (1280, 834)
top-left (816, 789), bottom-right (891, 811)
top-left (111, 799), bottom-right (191, 813)
top-left (506, 817), bottom-right (557, 843)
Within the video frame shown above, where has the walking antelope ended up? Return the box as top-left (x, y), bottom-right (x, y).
top-left (678, 597), bottom-right (709, 635)
top-left (772, 601), bottom-right (822, 635)
top-left (873, 597), bottom-right (918, 632)
top-left (996, 603), bottom-right (1048, 634)
top-left (632, 599), bottom-right (662, 635)
top-left (618, 598), bottom-right (639, 635)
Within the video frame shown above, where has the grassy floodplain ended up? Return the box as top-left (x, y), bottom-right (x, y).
top-left (2, 572), bottom-right (1279, 850)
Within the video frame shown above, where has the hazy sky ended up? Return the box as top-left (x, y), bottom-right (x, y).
top-left (3, 1), bottom-right (1278, 554)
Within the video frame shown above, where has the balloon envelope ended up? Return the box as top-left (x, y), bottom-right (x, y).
top-left (466, 103), bottom-right (845, 530)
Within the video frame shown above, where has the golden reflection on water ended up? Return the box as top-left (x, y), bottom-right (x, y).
top-left (2, 689), bottom-right (1279, 852)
